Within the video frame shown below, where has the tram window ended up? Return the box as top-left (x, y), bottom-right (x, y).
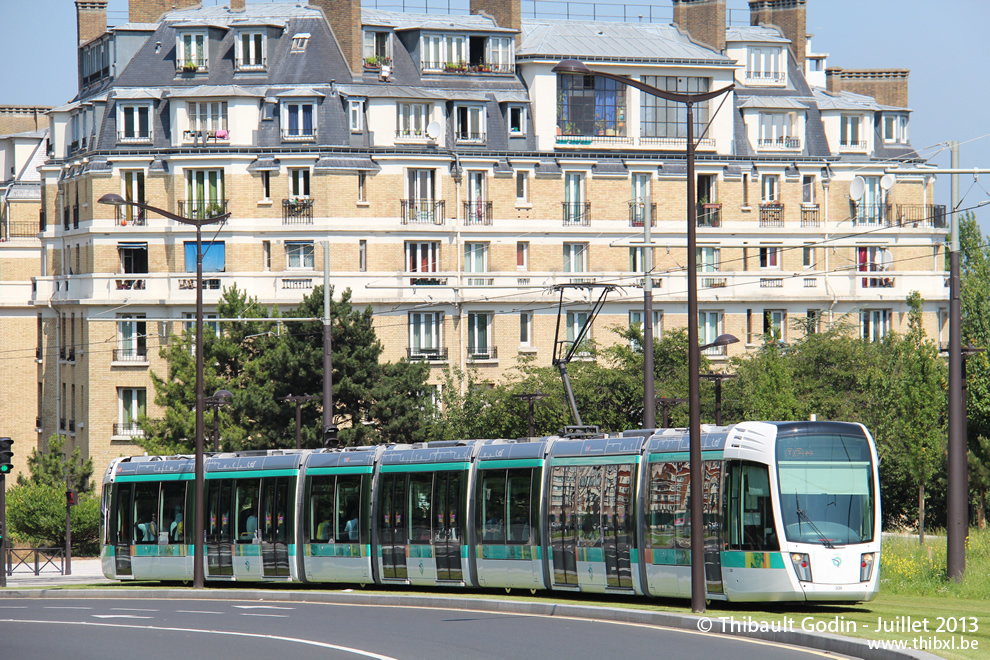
top-left (115, 484), bottom-right (133, 546)
top-left (408, 474), bottom-right (433, 543)
top-left (310, 476), bottom-right (335, 542)
top-left (647, 462), bottom-right (683, 550)
top-left (161, 482), bottom-right (185, 544)
top-left (336, 475), bottom-right (362, 543)
top-left (725, 462), bottom-right (779, 551)
top-left (132, 482), bottom-right (160, 544)
top-left (576, 465), bottom-right (602, 548)
top-left (235, 480), bottom-right (260, 542)
top-left (103, 484), bottom-right (112, 545)
top-left (480, 471), bottom-right (506, 543)
top-left (507, 469), bottom-right (532, 544)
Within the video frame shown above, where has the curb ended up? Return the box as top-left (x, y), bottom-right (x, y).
top-left (0, 586), bottom-right (940, 660)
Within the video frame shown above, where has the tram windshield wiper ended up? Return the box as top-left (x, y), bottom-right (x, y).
top-left (795, 492), bottom-right (835, 549)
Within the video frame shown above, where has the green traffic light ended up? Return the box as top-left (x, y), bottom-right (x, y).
top-left (0, 464), bottom-right (10, 473)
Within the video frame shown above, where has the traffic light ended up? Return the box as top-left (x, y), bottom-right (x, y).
top-left (0, 437), bottom-right (13, 474)
top-left (66, 490), bottom-right (78, 506)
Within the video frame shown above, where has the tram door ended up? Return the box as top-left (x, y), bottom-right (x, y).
top-left (379, 473), bottom-right (408, 579)
top-left (206, 480), bottom-right (233, 576)
top-left (434, 472), bottom-right (463, 581)
top-left (602, 464), bottom-right (634, 589)
top-left (260, 477), bottom-right (290, 577)
top-left (703, 461), bottom-right (723, 595)
top-left (549, 466), bottom-right (578, 585)
top-left (114, 484), bottom-right (133, 576)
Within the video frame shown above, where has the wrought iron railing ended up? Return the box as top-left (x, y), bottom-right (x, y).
top-left (407, 347), bottom-right (449, 361)
top-left (176, 200), bottom-right (229, 220)
top-left (697, 203), bottom-right (722, 228)
top-left (401, 199), bottom-right (445, 225)
top-left (759, 203), bottom-right (784, 227)
top-left (467, 346), bottom-right (498, 360)
top-left (283, 198), bottom-right (314, 224)
top-left (562, 201), bottom-right (591, 226)
top-left (113, 347), bottom-right (148, 362)
top-left (463, 201), bottom-right (492, 225)
top-left (629, 201), bottom-right (656, 227)
top-left (800, 205), bottom-right (820, 227)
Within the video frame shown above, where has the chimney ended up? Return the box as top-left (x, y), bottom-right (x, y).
top-left (672, 0), bottom-right (726, 54)
top-left (230, 0), bottom-right (246, 12)
top-left (749, 0), bottom-right (807, 68)
top-left (129, 0), bottom-right (200, 24)
top-left (310, 0), bottom-right (363, 77)
top-left (76, 0), bottom-right (108, 46)
top-left (471, 0), bottom-right (522, 43)
top-left (826, 68), bottom-right (910, 108)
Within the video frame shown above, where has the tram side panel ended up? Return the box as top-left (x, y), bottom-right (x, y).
top-left (300, 466), bottom-right (375, 584)
top-left (473, 464), bottom-right (544, 591)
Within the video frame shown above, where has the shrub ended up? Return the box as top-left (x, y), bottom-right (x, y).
top-left (5, 482), bottom-right (101, 556)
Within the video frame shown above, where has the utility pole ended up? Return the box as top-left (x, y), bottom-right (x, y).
top-left (65, 472), bottom-right (72, 576)
top-left (322, 241), bottom-right (337, 445)
top-left (947, 140), bottom-right (965, 580)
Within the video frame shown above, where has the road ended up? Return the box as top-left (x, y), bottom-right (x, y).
top-left (0, 596), bottom-right (835, 660)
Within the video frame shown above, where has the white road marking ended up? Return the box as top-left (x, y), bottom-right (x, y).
top-left (175, 610), bottom-right (222, 615)
top-left (241, 613), bottom-right (289, 618)
top-left (0, 606), bottom-right (28, 609)
top-left (92, 615), bottom-right (154, 619)
top-left (232, 605), bottom-right (294, 610)
top-left (0, 620), bottom-right (398, 659)
top-left (45, 606), bottom-right (93, 610)
top-left (110, 608), bottom-right (159, 612)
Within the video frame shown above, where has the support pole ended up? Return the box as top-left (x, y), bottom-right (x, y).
top-left (65, 472), bottom-right (71, 576)
top-left (947, 140), bottom-right (966, 580)
top-left (643, 202), bottom-right (656, 429)
top-left (323, 241), bottom-right (334, 437)
top-left (193, 222), bottom-right (205, 589)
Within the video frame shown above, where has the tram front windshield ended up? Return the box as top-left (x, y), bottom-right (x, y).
top-left (776, 432), bottom-right (874, 546)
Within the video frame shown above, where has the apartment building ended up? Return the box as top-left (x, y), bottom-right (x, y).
top-left (19, 0), bottom-right (946, 479)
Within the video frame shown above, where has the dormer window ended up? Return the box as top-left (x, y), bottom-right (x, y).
top-left (236, 31), bottom-right (266, 71)
top-left (840, 114), bottom-right (866, 150)
top-left (118, 103), bottom-right (153, 144)
top-left (508, 105), bottom-right (527, 136)
top-left (455, 105), bottom-right (485, 143)
top-left (758, 112), bottom-right (800, 150)
top-left (469, 35), bottom-right (514, 73)
top-left (185, 101), bottom-right (228, 142)
top-left (289, 33), bottom-right (310, 53)
top-left (882, 113), bottom-right (908, 144)
top-left (746, 46), bottom-right (784, 84)
top-left (421, 33), bottom-right (467, 72)
top-left (363, 30), bottom-right (391, 67)
top-left (282, 100), bottom-right (317, 141)
top-left (177, 32), bottom-right (208, 72)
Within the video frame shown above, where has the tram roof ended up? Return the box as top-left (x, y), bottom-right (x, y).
top-left (548, 435), bottom-right (646, 458)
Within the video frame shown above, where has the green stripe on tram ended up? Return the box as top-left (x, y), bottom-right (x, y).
top-left (379, 462), bottom-right (470, 473)
top-left (306, 466), bottom-right (374, 476)
top-left (478, 459), bottom-right (544, 470)
top-left (550, 455), bottom-right (641, 467)
top-left (647, 451), bottom-right (723, 463)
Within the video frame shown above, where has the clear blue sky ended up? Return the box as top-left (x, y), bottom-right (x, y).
top-left (2, 0), bottom-right (987, 229)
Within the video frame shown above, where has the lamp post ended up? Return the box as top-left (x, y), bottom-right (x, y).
top-left (98, 192), bottom-right (229, 589)
top-left (514, 392), bottom-right (547, 437)
top-left (278, 394), bottom-right (320, 449)
top-left (552, 60), bottom-right (733, 613)
top-left (699, 334), bottom-right (740, 426)
top-left (205, 389), bottom-right (233, 452)
top-left (657, 397), bottom-right (688, 428)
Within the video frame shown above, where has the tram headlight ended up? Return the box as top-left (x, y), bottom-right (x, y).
top-left (860, 553), bottom-right (875, 582)
top-left (790, 552), bottom-right (812, 582)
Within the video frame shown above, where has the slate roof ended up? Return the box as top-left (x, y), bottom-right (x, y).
top-left (726, 26), bottom-right (789, 43)
top-left (363, 9), bottom-right (517, 33)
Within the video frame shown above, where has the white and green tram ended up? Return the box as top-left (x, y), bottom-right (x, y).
top-left (101, 420), bottom-right (881, 602)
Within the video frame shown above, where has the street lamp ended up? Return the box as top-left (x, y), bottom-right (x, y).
top-left (205, 389), bottom-right (233, 452)
top-left (98, 192), bottom-right (229, 589)
top-left (278, 394), bottom-right (320, 449)
top-left (699, 334), bottom-right (740, 426)
top-left (552, 60), bottom-right (733, 613)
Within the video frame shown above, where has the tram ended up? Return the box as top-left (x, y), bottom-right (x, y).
top-left (100, 420), bottom-right (881, 602)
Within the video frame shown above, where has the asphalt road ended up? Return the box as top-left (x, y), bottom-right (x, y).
top-left (0, 597), bottom-right (835, 660)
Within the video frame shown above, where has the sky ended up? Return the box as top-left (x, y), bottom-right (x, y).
top-left (2, 0), bottom-right (988, 230)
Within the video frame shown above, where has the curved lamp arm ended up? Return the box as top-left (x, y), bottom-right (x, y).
top-left (98, 193), bottom-right (230, 227)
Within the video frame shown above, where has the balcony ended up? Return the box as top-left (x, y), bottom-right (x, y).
top-left (410, 276), bottom-right (448, 286)
top-left (757, 136), bottom-right (801, 150)
top-left (861, 274), bottom-right (896, 289)
top-left (176, 57), bottom-right (207, 73)
top-left (853, 203), bottom-right (893, 226)
top-left (183, 129), bottom-right (230, 144)
top-left (234, 57), bottom-right (267, 72)
top-left (562, 202), bottom-right (591, 226)
top-left (408, 347), bottom-right (449, 361)
top-left (113, 347), bottom-right (148, 362)
top-left (745, 70), bottom-right (787, 84)
top-left (363, 55), bottom-right (392, 70)
top-left (467, 346), bottom-right (498, 361)
top-left (760, 277), bottom-right (784, 288)
top-left (117, 132), bottom-right (152, 145)
top-left (455, 131), bottom-right (486, 144)
top-left (700, 275), bottom-right (727, 289)
top-left (839, 140), bottom-right (868, 152)
top-left (283, 198), bottom-right (314, 224)
top-left (897, 204), bottom-right (947, 228)
top-left (281, 278), bottom-right (314, 290)
top-left (401, 199), bottom-right (445, 225)
top-left (421, 60), bottom-right (514, 75)
top-left (179, 278), bottom-right (222, 290)
top-left (464, 200), bottom-right (492, 225)
top-left (176, 200), bottom-right (229, 221)
top-left (281, 128), bottom-right (317, 142)
top-left (115, 278), bottom-right (147, 290)
top-left (759, 203), bottom-right (784, 227)
top-left (800, 204), bottom-right (820, 227)
top-left (697, 203), bottom-right (722, 228)
top-left (115, 206), bottom-right (147, 227)
top-left (5, 221), bottom-right (39, 239)
top-left (113, 422), bottom-right (144, 437)
top-left (629, 202), bottom-right (656, 227)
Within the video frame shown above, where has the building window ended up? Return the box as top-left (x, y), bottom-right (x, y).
top-left (118, 388), bottom-right (147, 436)
top-left (761, 174), bottom-right (779, 202)
top-left (363, 30), bottom-right (391, 65)
top-left (747, 46), bottom-right (783, 82)
top-left (263, 240), bottom-right (271, 270)
top-left (357, 172), bottom-right (367, 202)
top-left (699, 311), bottom-right (725, 354)
top-left (803, 244), bottom-right (815, 269)
top-left (289, 168), bottom-right (310, 198)
top-left (349, 99), bottom-right (364, 133)
top-left (806, 309), bottom-right (821, 334)
top-left (563, 243), bottom-right (587, 273)
top-left (286, 241), bottom-right (314, 269)
top-left (121, 171), bottom-right (145, 223)
top-left (697, 246), bottom-right (720, 272)
top-left (182, 312), bottom-right (220, 338)
top-left (261, 171), bottom-right (271, 200)
top-left (409, 312), bottom-right (443, 357)
top-left (117, 315), bottom-right (147, 361)
top-left (515, 170), bottom-right (529, 203)
top-left (397, 102), bottom-right (430, 138)
top-left (467, 312), bottom-right (492, 354)
top-left (184, 240), bottom-right (225, 273)
top-left (185, 169), bottom-right (225, 219)
top-left (289, 33), bottom-right (310, 53)
top-left (405, 241), bottom-right (439, 273)
top-left (564, 172), bottom-right (586, 224)
top-left (802, 175), bottom-right (815, 205)
top-left (359, 240), bottom-right (367, 272)
top-left (758, 112), bottom-right (798, 148)
top-left (861, 309), bottom-right (892, 342)
top-left (119, 241), bottom-right (148, 274)
top-left (464, 242), bottom-right (488, 284)
top-left (840, 115), bottom-right (863, 148)
top-left (455, 105), bottom-right (485, 142)
top-left (566, 311), bottom-right (591, 347)
top-left (186, 101), bottom-right (228, 139)
top-left (283, 101), bottom-right (316, 139)
top-left (516, 241), bottom-right (529, 270)
top-left (764, 309), bottom-right (785, 340)
top-left (520, 312), bottom-right (532, 346)
top-left (628, 310), bottom-right (662, 349)
top-left (421, 33), bottom-right (467, 70)
top-left (118, 104), bottom-right (152, 143)
top-left (557, 74), bottom-right (626, 136)
top-left (177, 32), bottom-right (207, 70)
top-left (760, 246), bottom-right (780, 269)
top-left (640, 76), bottom-right (709, 138)
top-left (629, 247), bottom-right (644, 272)
top-left (883, 113), bottom-right (908, 143)
top-left (236, 31), bottom-right (266, 70)
top-left (508, 105), bottom-right (526, 135)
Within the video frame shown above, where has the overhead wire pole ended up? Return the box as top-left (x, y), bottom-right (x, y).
top-left (947, 140), bottom-right (965, 580)
top-left (322, 241), bottom-right (337, 446)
